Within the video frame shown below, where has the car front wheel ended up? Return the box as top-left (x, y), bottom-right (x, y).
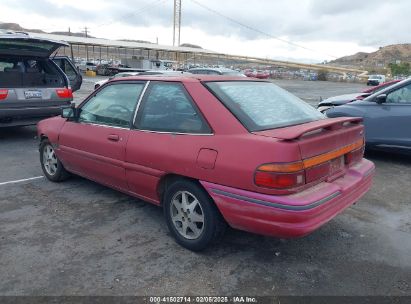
top-left (164, 180), bottom-right (226, 251)
top-left (40, 140), bottom-right (70, 182)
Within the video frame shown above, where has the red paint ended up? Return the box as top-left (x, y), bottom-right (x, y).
top-left (196, 148), bottom-right (218, 169)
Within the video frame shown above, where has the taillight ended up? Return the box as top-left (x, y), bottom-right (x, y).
top-left (255, 138), bottom-right (365, 189)
top-left (0, 89), bottom-right (8, 100)
top-left (255, 170), bottom-right (305, 189)
top-left (345, 146), bottom-right (364, 165)
top-left (56, 88), bottom-right (73, 99)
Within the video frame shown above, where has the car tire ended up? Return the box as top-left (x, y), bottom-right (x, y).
top-left (163, 179), bottom-right (227, 251)
top-left (40, 140), bottom-right (70, 182)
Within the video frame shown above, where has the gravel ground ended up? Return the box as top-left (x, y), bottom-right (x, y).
top-left (0, 77), bottom-right (410, 296)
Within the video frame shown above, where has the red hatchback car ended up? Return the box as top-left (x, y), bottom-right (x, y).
top-left (38, 75), bottom-right (375, 250)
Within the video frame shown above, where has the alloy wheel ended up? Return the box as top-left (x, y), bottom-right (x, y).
top-left (170, 190), bottom-right (205, 240)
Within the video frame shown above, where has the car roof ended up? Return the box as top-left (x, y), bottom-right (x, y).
top-left (188, 67), bottom-right (237, 72)
top-left (364, 77), bottom-right (411, 101)
top-left (109, 74), bottom-right (267, 83)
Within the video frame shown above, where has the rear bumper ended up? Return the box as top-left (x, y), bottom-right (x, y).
top-left (201, 159), bottom-right (374, 238)
top-left (0, 103), bottom-right (69, 127)
top-left (367, 80), bottom-right (380, 86)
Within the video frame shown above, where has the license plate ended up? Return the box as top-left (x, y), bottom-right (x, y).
top-left (24, 90), bottom-right (42, 99)
top-left (330, 156), bottom-right (344, 175)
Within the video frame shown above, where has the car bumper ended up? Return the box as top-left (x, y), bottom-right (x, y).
top-left (317, 105), bottom-right (334, 113)
top-left (200, 159), bottom-right (374, 238)
top-left (367, 80), bottom-right (380, 86)
top-left (0, 104), bottom-right (69, 127)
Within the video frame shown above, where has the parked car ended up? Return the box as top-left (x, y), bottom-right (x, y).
top-left (94, 70), bottom-right (188, 90)
top-left (94, 72), bottom-right (142, 90)
top-left (255, 70), bottom-right (270, 79)
top-left (188, 67), bottom-right (245, 76)
top-left (244, 69), bottom-right (257, 77)
top-left (244, 69), bottom-right (270, 79)
top-left (326, 78), bottom-right (411, 154)
top-left (317, 80), bottom-right (401, 112)
top-left (78, 61), bottom-right (97, 72)
top-left (0, 32), bottom-right (81, 127)
top-left (38, 75), bottom-right (374, 250)
top-left (96, 64), bottom-right (110, 76)
top-left (367, 74), bottom-right (385, 86)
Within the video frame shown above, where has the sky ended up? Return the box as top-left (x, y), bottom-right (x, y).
top-left (1, 0), bottom-right (410, 63)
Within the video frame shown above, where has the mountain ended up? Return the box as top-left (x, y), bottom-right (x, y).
top-left (330, 44), bottom-right (411, 69)
top-left (0, 22), bottom-right (45, 33)
top-left (0, 22), bottom-right (94, 38)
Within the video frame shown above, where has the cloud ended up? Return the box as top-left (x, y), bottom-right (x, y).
top-left (1, 0), bottom-right (410, 60)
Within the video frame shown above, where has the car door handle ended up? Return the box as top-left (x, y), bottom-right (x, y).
top-left (107, 134), bottom-right (120, 142)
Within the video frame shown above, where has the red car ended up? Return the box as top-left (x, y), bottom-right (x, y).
top-left (255, 70), bottom-right (270, 79)
top-left (38, 75), bottom-right (375, 251)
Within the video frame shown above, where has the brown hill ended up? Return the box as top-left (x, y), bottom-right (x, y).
top-left (330, 44), bottom-right (411, 69)
top-left (0, 22), bottom-right (94, 37)
top-left (0, 22), bottom-right (45, 33)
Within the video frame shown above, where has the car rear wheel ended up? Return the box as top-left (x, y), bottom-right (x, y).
top-left (164, 180), bottom-right (226, 251)
top-left (40, 140), bottom-right (70, 182)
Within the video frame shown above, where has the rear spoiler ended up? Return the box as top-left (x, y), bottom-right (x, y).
top-left (254, 117), bottom-right (363, 140)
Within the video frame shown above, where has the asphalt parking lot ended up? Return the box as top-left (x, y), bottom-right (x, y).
top-left (0, 77), bottom-right (410, 296)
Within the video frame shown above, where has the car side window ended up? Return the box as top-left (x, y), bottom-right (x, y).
top-left (386, 84), bottom-right (411, 104)
top-left (79, 83), bottom-right (144, 128)
top-left (135, 82), bottom-right (211, 134)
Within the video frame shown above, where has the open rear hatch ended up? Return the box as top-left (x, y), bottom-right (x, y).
top-left (0, 34), bottom-right (68, 58)
top-left (253, 117), bottom-right (365, 191)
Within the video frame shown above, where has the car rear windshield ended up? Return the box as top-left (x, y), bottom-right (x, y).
top-left (206, 81), bottom-right (324, 131)
top-left (0, 40), bottom-right (56, 53)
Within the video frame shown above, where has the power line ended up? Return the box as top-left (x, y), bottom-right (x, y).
top-left (96, 0), bottom-right (169, 29)
top-left (189, 0), bottom-right (338, 59)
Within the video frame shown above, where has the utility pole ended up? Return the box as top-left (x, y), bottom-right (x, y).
top-left (81, 26), bottom-right (89, 61)
top-left (173, 0), bottom-right (181, 47)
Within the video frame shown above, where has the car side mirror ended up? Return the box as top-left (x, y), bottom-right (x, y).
top-left (375, 94), bottom-right (387, 104)
top-left (61, 103), bottom-right (79, 120)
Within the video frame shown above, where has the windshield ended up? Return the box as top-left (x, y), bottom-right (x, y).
top-left (222, 71), bottom-right (245, 76)
top-left (206, 81), bottom-right (324, 131)
top-left (369, 75), bottom-right (382, 79)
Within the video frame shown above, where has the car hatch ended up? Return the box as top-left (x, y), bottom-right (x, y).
top-left (0, 34), bottom-right (68, 58)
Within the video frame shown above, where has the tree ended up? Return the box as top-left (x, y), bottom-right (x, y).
top-left (388, 62), bottom-right (410, 76)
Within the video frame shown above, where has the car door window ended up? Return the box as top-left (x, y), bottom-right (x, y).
top-left (386, 84), bottom-right (411, 104)
top-left (79, 83), bottom-right (144, 128)
top-left (135, 82), bottom-right (211, 134)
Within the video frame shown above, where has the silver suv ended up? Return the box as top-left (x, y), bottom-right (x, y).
top-left (0, 32), bottom-right (82, 127)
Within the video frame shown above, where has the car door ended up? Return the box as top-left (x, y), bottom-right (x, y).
top-left (361, 82), bottom-right (411, 149)
top-left (125, 81), bottom-right (212, 203)
top-left (53, 56), bottom-right (83, 92)
top-left (58, 81), bottom-right (146, 190)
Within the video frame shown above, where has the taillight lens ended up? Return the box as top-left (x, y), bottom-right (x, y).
top-left (345, 146), bottom-right (364, 165)
top-left (56, 88), bottom-right (73, 99)
top-left (255, 170), bottom-right (305, 189)
top-left (0, 89), bottom-right (8, 100)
